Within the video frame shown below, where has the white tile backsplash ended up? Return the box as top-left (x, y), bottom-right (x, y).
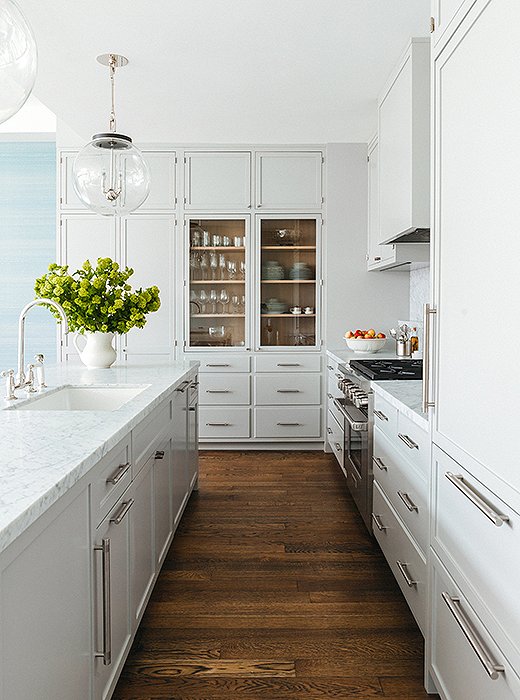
top-left (409, 265), bottom-right (430, 323)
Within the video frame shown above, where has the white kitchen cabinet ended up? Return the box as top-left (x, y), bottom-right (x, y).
top-left (130, 455), bottom-right (155, 626)
top-left (93, 493), bottom-right (133, 700)
top-left (154, 438), bottom-right (173, 567)
top-left (59, 213), bottom-right (117, 272)
top-left (120, 215), bottom-right (175, 359)
top-left (378, 38), bottom-right (430, 244)
top-left (255, 151), bottom-right (323, 210)
top-left (184, 151), bottom-right (251, 210)
top-left (430, 0), bottom-right (520, 495)
top-left (0, 488), bottom-right (91, 700)
top-left (187, 388), bottom-right (199, 491)
top-left (59, 150), bottom-right (87, 209)
top-left (431, 0), bottom-right (477, 48)
top-left (140, 151), bottom-right (177, 210)
top-left (172, 383), bottom-right (190, 525)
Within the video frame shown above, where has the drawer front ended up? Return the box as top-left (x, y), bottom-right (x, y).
top-left (91, 439), bottom-right (132, 526)
top-left (396, 410), bottom-right (429, 475)
top-left (255, 407), bottom-right (321, 439)
top-left (328, 394), bottom-right (345, 428)
top-left (327, 367), bottom-right (343, 401)
top-left (372, 482), bottom-right (427, 635)
top-left (373, 427), bottom-right (428, 554)
top-left (132, 397), bottom-right (171, 475)
top-left (254, 354), bottom-right (321, 373)
top-left (432, 445), bottom-right (520, 655)
top-left (430, 554), bottom-right (520, 700)
top-left (373, 393), bottom-right (398, 439)
top-left (199, 407), bottom-right (250, 438)
top-left (196, 355), bottom-right (251, 373)
top-left (255, 373), bottom-right (321, 406)
top-left (327, 410), bottom-right (344, 469)
top-left (199, 373), bottom-right (250, 405)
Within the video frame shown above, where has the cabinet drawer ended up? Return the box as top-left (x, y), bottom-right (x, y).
top-left (199, 373), bottom-right (250, 405)
top-left (327, 410), bottom-right (344, 470)
top-left (254, 373), bottom-right (320, 406)
top-left (396, 410), bottom-right (429, 475)
top-left (255, 407), bottom-right (321, 439)
top-left (432, 445), bottom-right (520, 657)
top-left (327, 366), bottom-right (343, 401)
top-left (254, 354), bottom-right (321, 373)
top-left (430, 554), bottom-right (520, 700)
top-left (132, 397), bottom-right (170, 476)
top-left (91, 439), bottom-right (132, 526)
top-left (197, 355), bottom-right (251, 373)
top-left (373, 393), bottom-right (398, 439)
top-left (327, 394), bottom-right (345, 428)
top-left (372, 482), bottom-right (427, 635)
top-left (373, 427), bottom-right (428, 554)
top-left (199, 407), bottom-right (250, 438)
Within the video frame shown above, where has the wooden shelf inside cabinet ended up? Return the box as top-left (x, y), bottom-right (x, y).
top-left (261, 314), bottom-right (316, 318)
top-left (193, 314), bottom-right (245, 318)
top-left (190, 246), bottom-right (245, 251)
top-left (261, 280), bottom-right (316, 284)
top-left (261, 246), bottom-right (316, 250)
top-left (191, 280), bottom-right (245, 284)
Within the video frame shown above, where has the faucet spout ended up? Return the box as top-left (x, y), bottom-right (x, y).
top-left (17, 299), bottom-right (69, 388)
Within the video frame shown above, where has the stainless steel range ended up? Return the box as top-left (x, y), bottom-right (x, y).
top-left (333, 358), bottom-right (422, 531)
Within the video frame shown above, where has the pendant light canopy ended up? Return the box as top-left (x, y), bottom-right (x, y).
top-left (0, 0), bottom-right (37, 124)
top-left (73, 53), bottom-right (150, 216)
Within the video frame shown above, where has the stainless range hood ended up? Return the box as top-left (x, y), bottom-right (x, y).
top-left (381, 227), bottom-right (430, 244)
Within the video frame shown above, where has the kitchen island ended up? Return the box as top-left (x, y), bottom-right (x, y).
top-left (0, 361), bottom-right (199, 700)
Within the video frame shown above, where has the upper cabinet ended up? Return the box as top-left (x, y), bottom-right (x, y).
top-left (184, 151), bottom-right (251, 210)
top-left (255, 151), bottom-right (323, 210)
top-left (378, 38), bottom-right (430, 244)
top-left (431, 0), bottom-right (478, 47)
top-left (60, 150), bottom-right (177, 211)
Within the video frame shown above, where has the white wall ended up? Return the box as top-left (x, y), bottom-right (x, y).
top-left (324, 143), bottom-right (409, 347)
top-left (409, 264), bottom-right (430, 322)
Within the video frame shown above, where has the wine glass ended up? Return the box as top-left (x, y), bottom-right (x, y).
top-left (231, 294), bottom-right (240, 315)
top-left (227, 261), bottom-right (236, 279)
top-left (219, 254), bottom-right (227, 280)
top-left (199, 252), bottom-right (209, 281)
top-left (198, 289), bottom-right (208, 313)
top-left (209, 252), bottom-right (218, 280)
top-left (219, 288), bottom-right (230, 313)
top-left (189, 251), bottom-right (199, 280)
top-left (239, 261), bottom-right (246, 280)
top-left (240, 294), bottom-right (246, 313)
top-left (209, 289), bottom-right (218, 314)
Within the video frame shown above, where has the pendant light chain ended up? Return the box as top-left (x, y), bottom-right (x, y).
top-left (109, 54), bottom-right (117, 133)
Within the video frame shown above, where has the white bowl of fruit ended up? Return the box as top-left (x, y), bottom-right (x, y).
top-left (344, 329), bottom-right (386, 353)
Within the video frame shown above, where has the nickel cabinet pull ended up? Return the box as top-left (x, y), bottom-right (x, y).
top-left (372, 456), bottom-right (387, 471)
top-left (397, 490), bottom-right (419, 512)
top-left (109, 499), bottom-right (134, 525)
top-left (94, 538), bottom-right (111, 665)
top-left (335, 443), bottom-right (342, 452)
top-left (206, 422), bottom-right (230, 426)
top-left (277, 363), bottom-right (300, 367)
top-left (445, 472), bottom-right (509, 527)
top-left (277, 389), bottom-right (300, 393)
top-left (422, 303), bottom-right (437, 411)
top-left (372, 513), bottom-right (387, 531)
top-left (206, 363), bottom-right (230, 367)
top-left (206, 389), bottom-right (231, 393)
top-left (327, 427), bottom-right (332, 434)
top-left (175, 380), bottom-right (191, 393)
top-left (155, 450), bottom-right (165, 459)
top-left (277, 422), bottom-right (301, 426)
top-left (396, 560), bottom-right (417, 587)
top-left (327, 365), bottom-right (334, 370)
top-left (106, 461), bottom-right (130, 485)
top-left (442, 592), bottom-right (505, 680)
top-left (327, 393), bottom-right (333, 399)
top-left (373, 410), bottom-right (388, 422)
top-left (398, 433), bottom-right (419, 450)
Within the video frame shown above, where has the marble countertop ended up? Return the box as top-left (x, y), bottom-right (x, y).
top-left (372, 380), bottom-right (428, 431)
top-left (0, 361), bottom-right (198, 556)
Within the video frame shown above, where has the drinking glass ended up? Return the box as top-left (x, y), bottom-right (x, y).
top-left (227, 261), bottom-right (237, 279)
top-left (239, 261), bottom-right (246, 280)
top-left (200, 252), bottom-right (209, 281)
top-left (198, 289), bottom-right (208, 313)
top-left (191, 230), bottom-right (201, 247)
top-left (209, 289), bottom-right (218, 314)
top-left (209, 251), bottom-right (218, 280)
top-left (219, 254), bottom-right (227, 280)
top-left (231, 294), bottom-right (240, 314)
top-left (189, 290), bottom-right (200, 314)
top-left (234, 236), bottom-right (242, 247)
top-left (189, 251), bottom-right (200, 280)
top-left (202, 230), bottom-right (210, 247)
top-left (222, 236), bottom-right (231, 247)
top-left (212, 234), bottom-right (221, 247)
top-left (219, 289), bottom-right (230, 313)
top-left (240, 294), bottom-right (246, 313)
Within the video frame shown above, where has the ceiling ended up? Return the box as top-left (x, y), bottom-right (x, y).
top-left (22, 0), bottom-right (430, 144)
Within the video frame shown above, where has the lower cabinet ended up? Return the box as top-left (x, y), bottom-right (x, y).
top-left (154, 438), bottom-right (173, 567)
top-left (131, 457), bottom-right (156, 626)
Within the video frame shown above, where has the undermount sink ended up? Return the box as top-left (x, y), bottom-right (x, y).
top-left (12, 384), bottom-right (149, 412)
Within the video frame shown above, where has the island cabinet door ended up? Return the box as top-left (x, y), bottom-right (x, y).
top-left (0, 488), bottom-right (91, 700)
top-left (154, 437), bottom-right (173, 568)
top-left (93, 494), bottom-right (133, 700)
top-left (187, 391), bottom-right (199, 491)
top-left (172, 383), bottom-right (189, 527)
top-left (130, 455), bottom-right (155, 628)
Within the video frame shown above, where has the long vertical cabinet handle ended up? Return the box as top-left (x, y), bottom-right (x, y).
top-left (94, 538), bottom-right (112, 665)
top-left (422, 303), bottom-right (437, 412)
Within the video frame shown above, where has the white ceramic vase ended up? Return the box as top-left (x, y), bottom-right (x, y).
top-left (73, 332), bottom-right (117, 369)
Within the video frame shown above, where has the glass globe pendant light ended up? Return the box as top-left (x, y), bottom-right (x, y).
top-left (0, 0), bottom-right (37, 124)
top-left (73, 53), bottom-right (150, 216)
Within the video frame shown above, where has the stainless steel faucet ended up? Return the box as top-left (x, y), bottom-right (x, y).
top-left (16, 299), bottom-right (69, 389)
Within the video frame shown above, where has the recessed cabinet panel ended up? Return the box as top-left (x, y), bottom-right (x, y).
top-left (121, 215), bottom-right (174, 357)
top-left (366, 136), bottom-right (394, 269)
top-left (130, 458), bottom-right (155, 625)
top-left (432, 0), bottom-right (478, 46)
top-left (184, 151), bottom-right (251, 210)
top-left (140, 151), bottom-right (176, 210)
top-left (60, 215), bottom-right (116, 272)
top-left (59, 151), bottom-right (85, 210)
top-left (256, 151), bottom-right (322, 209)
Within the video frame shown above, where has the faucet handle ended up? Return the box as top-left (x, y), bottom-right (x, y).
top-left (25, 363), bottom-right (37, 393)
top-left (1, 369), bottom-right (17, 401)
top-left (34, 354), bottom-right (47, 388)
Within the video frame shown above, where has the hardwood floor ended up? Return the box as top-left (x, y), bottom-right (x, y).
top-left (114, 451), bottom-right (437, 699)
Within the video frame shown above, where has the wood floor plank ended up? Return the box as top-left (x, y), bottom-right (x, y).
top-left (113, 451), bottom-right (438, 699)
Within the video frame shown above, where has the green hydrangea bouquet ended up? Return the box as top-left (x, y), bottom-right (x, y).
top-left (34, 257), bottom-right (161, 334)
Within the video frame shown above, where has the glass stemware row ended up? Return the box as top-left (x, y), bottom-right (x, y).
top-left (190, 289), bottom-right (245, 314)
top-left (190, 251), bottom-right (246, 281)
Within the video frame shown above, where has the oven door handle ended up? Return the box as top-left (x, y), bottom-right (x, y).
top-left (333, 398), bottom-right (368, 432)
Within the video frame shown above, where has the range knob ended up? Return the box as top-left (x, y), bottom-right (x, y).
top-left (355, 396), bottom-right (369, 408)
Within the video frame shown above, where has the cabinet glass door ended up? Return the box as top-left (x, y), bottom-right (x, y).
top-left (187, 218), bottom-right (248, 348)
top-left (258, 217), bottom-right (319, 348)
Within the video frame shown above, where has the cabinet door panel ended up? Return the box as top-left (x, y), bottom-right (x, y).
top-left (131, 458), bottom-right (155, 625)
top-left (0, 490), bottom-right (91, 700)
top-left (187, 398), bottom-right (199, 490)
top-left (60, 214), bottom-right (116, 272)
top-left (367, 137), bottom-right (394, 268)
top-left (184, 151), bottom-right (251, 210)
top-left (141, 151), bottom-right (176, 209)
top-left (154, 438), bottom-right (173, 567)
top-left (121, 215), bottom-right (174, 357)
top-left (256, 152), bottom-right (322, 209)
top-left (433, 0), bottom-right (520, 492)
top-left (59, 151), bottom-right (85, 209)
top-left (172, 387), bottom-right (189, 525)
top-left (433, 0), bottom-right (477, 46)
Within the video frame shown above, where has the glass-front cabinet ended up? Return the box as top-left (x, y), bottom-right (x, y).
top-left (186, 216), bottom-right (249, 349)
top-left (257, 216), bottom-right (320, 349)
